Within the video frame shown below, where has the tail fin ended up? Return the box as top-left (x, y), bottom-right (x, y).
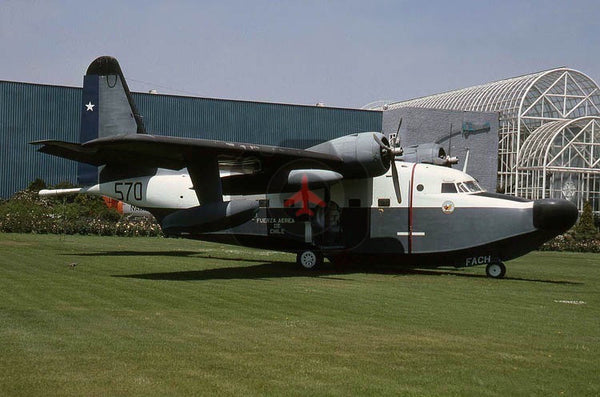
top-left (79, 56), bottom-right (146, 184)
top-left (80, 56), bottom-right (145, 141)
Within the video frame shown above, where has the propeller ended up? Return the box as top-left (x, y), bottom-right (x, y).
top-left (462, 148), bottom-right (470, 173)
top-left (390, 116), bottom-right (402, 148)
top-left (373, 117), bottom-right (404, 203)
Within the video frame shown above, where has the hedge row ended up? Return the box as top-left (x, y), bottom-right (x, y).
top-left (539, 234), bottom-right (600, 253)
top-left (0, 184), bottom-right (162, 237)
top-left (0, 212), bottom-right (162, 237)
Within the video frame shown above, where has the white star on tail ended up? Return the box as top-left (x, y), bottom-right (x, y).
top-left (85, 101), bottom-right (95, 111)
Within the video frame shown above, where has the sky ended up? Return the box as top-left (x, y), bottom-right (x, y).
top-left (2, 0), bottom-right (600, 108)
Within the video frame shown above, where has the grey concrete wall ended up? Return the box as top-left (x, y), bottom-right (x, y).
top-left (382, 107), bottom-right (499, 192)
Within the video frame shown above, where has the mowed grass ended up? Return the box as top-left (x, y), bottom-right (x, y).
top-left (0, 233), bottom-right (598, 396)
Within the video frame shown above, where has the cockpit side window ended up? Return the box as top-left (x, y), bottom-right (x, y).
top-left (441, 183), bottom-right (457, 193)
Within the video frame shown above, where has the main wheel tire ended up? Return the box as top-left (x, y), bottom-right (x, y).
top-left (486, 262), bottom-right (506, 279)
top-left (297, 250), bottom-right (323, 269)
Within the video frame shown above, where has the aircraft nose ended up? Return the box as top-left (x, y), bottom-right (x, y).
top-left (533, 199), bottom-right (578, 232)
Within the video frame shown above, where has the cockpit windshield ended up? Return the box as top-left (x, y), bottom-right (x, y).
top-left (441, 180), bottom-right (485, 194)
top-left (457, 180), bottom-right (484, 193)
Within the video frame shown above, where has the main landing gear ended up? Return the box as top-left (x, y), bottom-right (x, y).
top-left (296, 250), bottom-right (324, 270)
top-left (485, 261), bottom-right (506, 279)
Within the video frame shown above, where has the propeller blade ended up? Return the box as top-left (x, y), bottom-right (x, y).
top-left (393, 117), bottom-right (403, 148)
top-left (395, 117), bottom-right (403, 136)
top-left (373, 133), bottom-right (392, 151)
top-left (391, 160), bottom-right (401, 203)
top-left (462, 148), bottom-right (470, 173)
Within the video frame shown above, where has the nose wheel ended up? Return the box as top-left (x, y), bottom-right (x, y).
top-left (485, 261), bottom-right (506, 279)
top-left (297, 250), bottom-right (323, 270)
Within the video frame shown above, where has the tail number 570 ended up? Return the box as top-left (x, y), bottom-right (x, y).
top-left (114, 182), bottom-right (143, 201)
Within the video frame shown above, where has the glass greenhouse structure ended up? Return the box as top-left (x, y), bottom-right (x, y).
top-left (383, 68), bottom-right (600, 213)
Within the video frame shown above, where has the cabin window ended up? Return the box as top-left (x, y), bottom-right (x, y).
top-left (259, 199), bottom-right (269, 208)
top-left (441, 183), bottom-right (457, 193)
top-left (378, 198), bottom-right (390, 207)
top-left (416, 184), bottom-right (424, 192)
top-left (349, 198), bottom-right (361, 207)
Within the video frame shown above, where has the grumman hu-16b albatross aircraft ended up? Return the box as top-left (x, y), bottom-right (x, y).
top-left (33, 56), bottom-right (578, 278)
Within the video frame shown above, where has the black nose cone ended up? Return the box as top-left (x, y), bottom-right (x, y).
top-left (533, 199), bottom-right (578, 232)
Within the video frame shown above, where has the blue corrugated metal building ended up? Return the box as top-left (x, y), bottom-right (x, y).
top-left (0, 81), bottom-right (382, 198)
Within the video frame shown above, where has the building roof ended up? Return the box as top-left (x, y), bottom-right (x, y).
top-left (382, 68), bottom-right (600, 122)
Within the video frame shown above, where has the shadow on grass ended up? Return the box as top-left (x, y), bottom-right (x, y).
top-left (75, 250), bottom-right (284, 264)
top-left (75, 250), bottom-right (581, 284)
top-left (111, 258), bottom-right (581, 285)
top-left (76, 250), bottom-right (204, 258)
top-left (409, 268), bottom-right (583, 285)
top-left (114, 261), bottom-right (331, 281)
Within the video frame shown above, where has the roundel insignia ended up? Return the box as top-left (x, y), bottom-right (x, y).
top-left (442, 200), bottom-right (455, 214)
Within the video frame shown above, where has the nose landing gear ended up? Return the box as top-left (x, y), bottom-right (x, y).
top-left (485, 261), bottom-right (506, 279)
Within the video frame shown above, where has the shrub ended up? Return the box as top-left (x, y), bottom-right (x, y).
top-left (539, 233), bottom-right (600, 253)
top-left (27, 178), bottom-right (47, 192)
top-left (540, 202), bottom-right (599, 252)
top-left (0, 180), bottom-right (162, 237)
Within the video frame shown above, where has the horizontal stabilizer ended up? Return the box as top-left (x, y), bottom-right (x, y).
top-left (33, 140), bottom-right (102, 165)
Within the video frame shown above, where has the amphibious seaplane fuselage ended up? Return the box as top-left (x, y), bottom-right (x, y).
top-left (34, 56), bottom-right (579, 278)
top-left (42, 161), bottom-right (577, 277)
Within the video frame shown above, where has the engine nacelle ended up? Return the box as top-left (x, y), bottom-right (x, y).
top-left (161, 200), bottom-right (259, 235)
top-left (400, 143), bottom-right (458, 167)
top-left (307, 132), bottom-right (390, 178)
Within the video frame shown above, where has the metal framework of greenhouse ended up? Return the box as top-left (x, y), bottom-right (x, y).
top-left (382, 68), bottom-right (600, 213)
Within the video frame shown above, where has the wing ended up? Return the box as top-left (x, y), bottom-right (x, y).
top-left (32, 134), bottom-right (345, 196)
top-left (32, 134), bottom-right (342, 171)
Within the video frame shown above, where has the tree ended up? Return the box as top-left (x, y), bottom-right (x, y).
top-left (573, 201), bottom-right (598, 240)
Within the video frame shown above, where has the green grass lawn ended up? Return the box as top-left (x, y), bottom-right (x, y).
top-left (0, 233), bottom-right (598, 396)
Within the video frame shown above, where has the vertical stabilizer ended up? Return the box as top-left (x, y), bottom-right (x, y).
top-left (78, 56), bottom-right (146, 184)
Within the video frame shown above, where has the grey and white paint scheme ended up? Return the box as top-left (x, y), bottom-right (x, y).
top-left (33, 57), bottom-right (578, 278)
